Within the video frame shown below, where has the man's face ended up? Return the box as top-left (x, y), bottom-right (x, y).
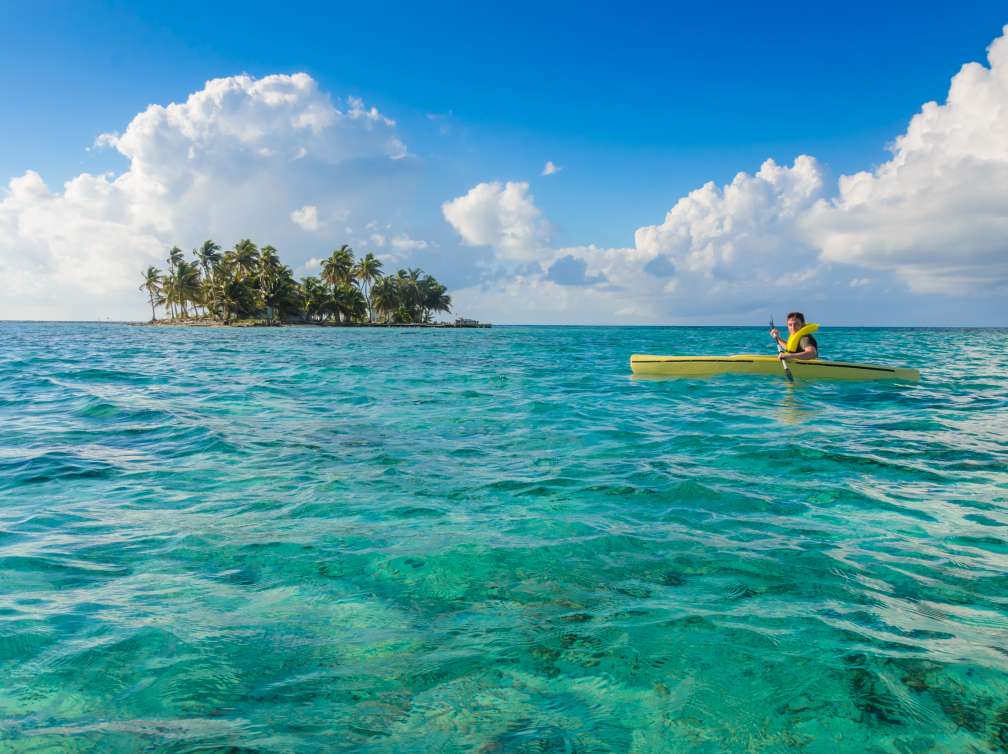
top-left (786, 317), bottom-right (803, 333)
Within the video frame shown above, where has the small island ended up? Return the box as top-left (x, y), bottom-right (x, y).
top-left (139, 240), bottom-right (487, 327)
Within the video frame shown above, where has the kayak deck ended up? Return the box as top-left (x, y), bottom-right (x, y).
top-left (630, 354), bottom-right (919, 381)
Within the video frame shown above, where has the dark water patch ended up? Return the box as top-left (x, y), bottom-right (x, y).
top-left (0, 554), bottom-right (130, 590)
top-left (58, 367), bottom-right (155, 385)
top-left (947, 535), bottom-right (1008, 554)
top-left (963, 513), bottom-right (1008, 527)
top-left (0, 451), bottom-right (116, 489)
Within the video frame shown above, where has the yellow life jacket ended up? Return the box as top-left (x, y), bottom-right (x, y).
top-left (786, 323), bottom-right (820, 353)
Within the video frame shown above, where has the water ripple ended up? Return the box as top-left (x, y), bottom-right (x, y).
top-left (0, 322), bottom-right (1006, 752)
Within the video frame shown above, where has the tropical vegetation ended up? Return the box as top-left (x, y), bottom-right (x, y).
top-left (139, 240), bottom-right (452, 325)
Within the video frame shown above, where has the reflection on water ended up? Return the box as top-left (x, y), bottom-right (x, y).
top-left (776, 384), bottom-right (820, 425)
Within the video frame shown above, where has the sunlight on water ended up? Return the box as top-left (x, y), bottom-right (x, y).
top-left (0, 323), bottom-right (1006, 753)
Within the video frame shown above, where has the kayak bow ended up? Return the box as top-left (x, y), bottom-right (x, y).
top-left (630, 354), bottom-right (919, 381)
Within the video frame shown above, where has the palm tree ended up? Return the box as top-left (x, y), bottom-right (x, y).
top-left (321, 244), bottom-right (355, 290)
top-left (332, 282), bottom-right (367, 324)
top-left (167, 246), bottom-right (185, 272)
top-left (256, 246), bottom-right (283, 324)
top-left (420, 276), bottom-right (451, 322)
top-left (391, 304), bottom-right (413, 324)
top-left (229, 239), bottom-right (260, 281)
top-left (371, 277), bottom-right (399, 323)
top-left (164, 246), bottom-right (185, 318)
top-left (299, 276), bottom-right (327, 322)
top-left (395, 268), bottom-right (423, 320)
top-left (208, 258), bottom-right (256, 324)
top-left (353, 252), bottom-right (384, 322)
top-left (194, 240), bottom-right (221, 280)
top-left (257, 245), bottom-right (281, 287)
top-left (139, 267), bottom-right (163, 322)
top-left (170, 260), bottom-right (201, 318)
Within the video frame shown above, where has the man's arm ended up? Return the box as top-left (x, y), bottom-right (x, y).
top-left (779, 344), bottom-right (818, 360)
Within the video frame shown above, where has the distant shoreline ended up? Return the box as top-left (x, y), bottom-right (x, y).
top-left (132, 318), bottom-right (491, 328)
top-left (3, 322), bottom-right (1004, 329)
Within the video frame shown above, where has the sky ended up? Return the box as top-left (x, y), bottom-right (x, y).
top-left (1, 1), bottom-right (1006, 324)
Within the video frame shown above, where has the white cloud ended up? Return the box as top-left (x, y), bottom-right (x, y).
top-left (439, 27), bottom-right (1008, 324)
top-left (346, 96), bottom-right (395, 127)
top-left (635, 156), bottom-right (824, 280)
top-left (10, 26), bottom-right (1008, 325)
top-left (441, 181), bottom-right (550, 262)
top-left (806, 25), bottom-right (1008, 294)
top-left (442, 158), bottom-right (834, 323)
top-left (290, 204), bottom-right (320, 231)
top-left (0, 170), bottom-right (166, 313)
top-left (0, 73), bottom-right (406, 319)
top-left (450, 274), bottom-right (656, 325)
top-left (390, 234), bottom-right (430, 251)
top-left (563, 157), bottom-right (830, 320)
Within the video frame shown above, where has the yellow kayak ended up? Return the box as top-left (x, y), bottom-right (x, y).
top-left (630, 354), bottom-right (919, 381)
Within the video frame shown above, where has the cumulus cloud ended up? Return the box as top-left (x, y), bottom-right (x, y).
top-left (290, 204), bottom-right (320, 231)
top-left (0, 170), bottom-right (166, 314)
top-left (559, 158), bottom-right (830, 320)
top-left (635, 156), bottom-right (824, 281)
top-left (806, 25), bottom-right (1008, 294)
top-left (443, 158), bottom-right (833, 322)
top-left (541, 160), bottom-right (561, 176)
top-left (441, 181), bottom-right (550, 262)
top-left (0, 73), bottom-right (406, 319)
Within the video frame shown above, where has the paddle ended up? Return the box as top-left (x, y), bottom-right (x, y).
top-left (769, 319), bottom-right (794, 383)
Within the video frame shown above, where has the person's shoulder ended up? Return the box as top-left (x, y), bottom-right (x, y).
top-left (802, 334), bottom-right (818, 347)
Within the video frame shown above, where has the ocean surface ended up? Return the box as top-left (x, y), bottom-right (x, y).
top-left (1, 322), bottom-right (1006, 754)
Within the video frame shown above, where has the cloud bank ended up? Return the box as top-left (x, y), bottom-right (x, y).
top-left (446, 157), bottom-right (831, 323)
top-left (0, 73), bottom-right (407, 319)
top-left (446, 26), bottom-right (1008, 323)
top-left (805, 29), bottom-right (1008, 295)
top-left (5, 26), bottom-right (1008, 323)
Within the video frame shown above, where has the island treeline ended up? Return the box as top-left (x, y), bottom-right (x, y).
top-left (139, 240), bottom-right (452, 325)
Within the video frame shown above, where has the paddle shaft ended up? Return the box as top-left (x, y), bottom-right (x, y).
top-left (770, 319), bottom-right (794, 382)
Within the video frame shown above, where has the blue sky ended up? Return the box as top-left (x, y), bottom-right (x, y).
top-left (1, 2), bottom-right (1006, 323)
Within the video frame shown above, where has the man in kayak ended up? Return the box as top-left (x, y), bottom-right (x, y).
top-left (770, 312), bottom-right (818, 360)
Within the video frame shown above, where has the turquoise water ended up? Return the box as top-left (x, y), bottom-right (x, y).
top-left (1, 323), bottom-right (1006, 753)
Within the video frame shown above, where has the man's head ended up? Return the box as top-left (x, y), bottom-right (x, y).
top-left (786, 312), bottom-right (806, 333)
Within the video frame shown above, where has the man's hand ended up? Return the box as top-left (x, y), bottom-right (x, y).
top-left (778, 352), bottom-right (791, 361)
top-left (769, 327), bottom-right (780, 339)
